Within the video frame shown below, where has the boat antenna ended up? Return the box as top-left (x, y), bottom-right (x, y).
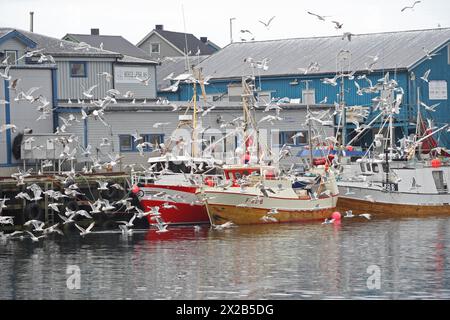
top-left (181, 4), bottom-right (190, 72)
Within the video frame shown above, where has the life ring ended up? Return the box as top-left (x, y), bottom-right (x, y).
top-left (24, 203), bottom-right (44, 222)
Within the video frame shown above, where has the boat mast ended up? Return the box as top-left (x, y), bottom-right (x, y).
top-left (415, 87), bottom-right (422, 157)
top-left (301, 80), bottom-right (314, 167)
top-left (191, 81), bottom-right (198, 158)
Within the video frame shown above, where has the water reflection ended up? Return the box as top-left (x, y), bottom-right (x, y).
top-left (0, 217), bottom-right (449, 300)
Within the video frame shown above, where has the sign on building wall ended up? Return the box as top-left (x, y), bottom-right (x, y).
top-left (115, 67), bottom-right (149, 84)
top-left (429, 80), bottom-right (448, 100)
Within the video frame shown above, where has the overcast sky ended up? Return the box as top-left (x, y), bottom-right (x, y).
top-left (1, 0), bottom-right (450, 48)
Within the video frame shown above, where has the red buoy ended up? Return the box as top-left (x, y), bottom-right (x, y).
top-left (331, 211), bottom-right (342, 221)
top-left (431, 159), bottom-right (442, 168)
top-left (131, 185), bottom-right (140, 194)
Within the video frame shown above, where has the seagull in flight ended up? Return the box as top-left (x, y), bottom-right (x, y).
top-left (25, 231), bottom-right (46, 242)
top-left (420, 102), bottom-right (440, 112)
top-left (342, 32), bottom-right (354, 42)
top-left (136, 75), bottom-right (151, 86)
top-left (423, 47), bottom-right (439, 60)
top-left (75, 222), bottom-right (95, 237)
top-left (401, 1), bottom-right (421, 12)
top-left (81, 84), bottom-right (98, 99)
top-left (307, 11), bottom-right (330, 21)
top-left (331, 21), bottom-right (344, 29)
top-left (258, 16), bottom-right (276, 28)
top-left (420, 69), bottom-right (431, 83)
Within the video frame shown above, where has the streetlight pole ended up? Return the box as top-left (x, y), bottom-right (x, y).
top-left (230, 18), bottom-right (236, 44)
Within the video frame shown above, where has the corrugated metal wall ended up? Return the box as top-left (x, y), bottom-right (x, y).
top-left (411, 44), bottom-right (450, 146)
top-left (62, 107), bottom-right (330, 167)
top-left (9, 68), bottom-right (55, 163)
top-left (113, 64), bottom-right (157, 99)
top-left (55, 58), bottom-right (114, 100)
top-left (0, 78), bottom-right (6, 164)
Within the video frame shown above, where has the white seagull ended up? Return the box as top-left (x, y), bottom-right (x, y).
top-left (75, 222), bottom-right (95, 237)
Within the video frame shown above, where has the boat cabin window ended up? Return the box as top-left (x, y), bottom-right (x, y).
top-left (360, 163), bottom-right (366, 172)
top-left (382, 163), bottom-right (389, 173)
top-left (432, 171), bottom-right (448, 193)
top-left (372, 164), bottom-right (379, 173)
top-left (366, 163), bottom-right (372, 172)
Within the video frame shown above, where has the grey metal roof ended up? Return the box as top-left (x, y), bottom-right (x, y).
top-left (64, 33), bottom-right (155, 61)
top-left (197, 28), bottom-right (450, 79)
top-left (117, 55), bottom-right (158, 65)
top-left (138, 29), bottom-right (217, 56)
top-left (156, 55), bottom-right (209, 91)
top-left (0, 28), bottom-right (122, 58)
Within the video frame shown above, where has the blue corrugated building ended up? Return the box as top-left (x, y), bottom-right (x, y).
top-left (159, 28), bottom-right (450, 148)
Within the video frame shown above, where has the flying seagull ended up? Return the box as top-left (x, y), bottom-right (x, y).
top-left (331, 21), bottom-right (343, 29)
top-left (307, 11), bottom-right (329, 21)
top-left (420, 69), bottom-right (431, 83)
top-left (401, 1), bottom-right (421, 12)
top-left (259, 16), bottom-right (276, 28)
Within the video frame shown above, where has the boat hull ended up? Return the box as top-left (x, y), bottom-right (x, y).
top-left (337, 185), bottom-right (450, 217)
top-left (138, 184), bottom-right (209, 225)
top-left (206, 203), bottom-right (337, 225)
top-left (337, 196), bottom-right (450, 217)
top-left (204, 188), bottom-right (339, 225)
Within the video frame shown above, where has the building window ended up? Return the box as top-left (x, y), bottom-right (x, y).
top-left (150, 43), bottom-right (160, 54)
top-left (4, 50), bottom-right (17, 65)
top-left (279, 131), bottom-right (308, 146)
top-left (142, 134), bottom-right (164, 150)
top-left (119, 134), bottom-right (164, 152)
top-left (429, 80), bottom-right (448, 100)
top-left (119, 135), bottom-right (133, 152)
top-left (70, 62), bottom-right (87, 77)
top-left (302, 89), bottom-right (315, 105)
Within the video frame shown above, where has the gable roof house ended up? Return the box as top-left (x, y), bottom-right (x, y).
top-left (136, 24), bottom-right (219, 60)
top-left (0, 27), bottom-right (163, 170)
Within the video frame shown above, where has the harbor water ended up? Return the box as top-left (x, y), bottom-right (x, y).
top-left (1, 216), bottom-right (449, 300)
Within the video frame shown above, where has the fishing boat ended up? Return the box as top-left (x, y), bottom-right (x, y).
top-left (131, 155), bottom-right (222, 225)
top-left (336, 78), bottom-right (450, 217)
top-left (202, 76), bottom-right (339, 226)
top-left (203, 165), bottom-right (339, 225)
top-left (131, 69), bottom-right (223, 225)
